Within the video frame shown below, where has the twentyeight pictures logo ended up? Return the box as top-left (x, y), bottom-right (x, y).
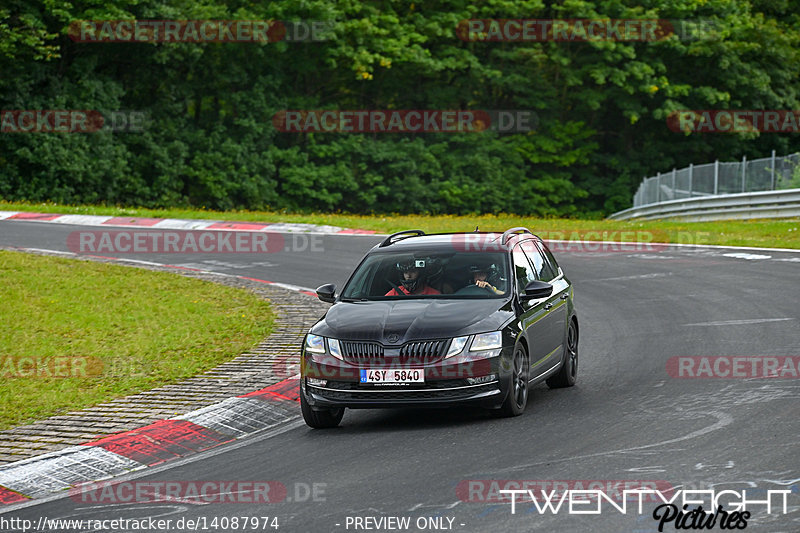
top-left (493, 487), bottom-right (791, 517)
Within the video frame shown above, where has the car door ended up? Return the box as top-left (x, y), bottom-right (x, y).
top-left (534, 238), bottom-right (571, 333)
top-left (511, 244), bottom-right (553, 374)
top-left (520, 240), bottom-right (567, 375)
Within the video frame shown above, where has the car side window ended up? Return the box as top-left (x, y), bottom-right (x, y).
top-left (521, 241), bottom-right (556, 282)
top-left (536, 241), bottom-right (561, 278)
top-left (512, 246), bottom-right (537, 293)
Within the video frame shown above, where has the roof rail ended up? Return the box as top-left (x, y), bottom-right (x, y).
top-left (501, 227), bottom-right (533, 245)
top-left (379, 229), bottom-right (426, 247)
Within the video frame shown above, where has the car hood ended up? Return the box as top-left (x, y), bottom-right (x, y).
top-left (313, 299), bottom-right (515, 344)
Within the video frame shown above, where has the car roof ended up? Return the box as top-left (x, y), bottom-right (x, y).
top-left (369, 231), bottom-right (543, 253)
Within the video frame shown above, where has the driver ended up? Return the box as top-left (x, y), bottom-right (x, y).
top-left (386, 259), bottom-right (441, 296)
top-left (469, 263), bottom-right (505, 295)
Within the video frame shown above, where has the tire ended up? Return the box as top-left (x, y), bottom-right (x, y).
top-left (301, 391), bottom-right (344, 428)
top-left (496, 344), bottom-right (530, 417)
top-left (547, 318), bottom-right (578, 389)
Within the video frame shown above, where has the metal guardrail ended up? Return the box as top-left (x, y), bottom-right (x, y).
top-left (608, 188), bottom-right (800, 221)
top-left (631, 151), bottom-right (800, 208)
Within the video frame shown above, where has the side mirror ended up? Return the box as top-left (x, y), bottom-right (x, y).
top-left (521, 280), bottom-right (553, 301)
top-left (316, 283), bottom-right (336, 303)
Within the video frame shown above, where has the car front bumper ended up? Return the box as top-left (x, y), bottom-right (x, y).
top-left (300, 346), bottom-right (513, 410)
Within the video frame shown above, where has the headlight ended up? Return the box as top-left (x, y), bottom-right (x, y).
top-left (305, 334), bottom-right (325, 354)
top-left (445, 336), bottom-right (468, 358)
top-left (470, 331), bottom-right (502, 351)
top-left (328, 338), bottom-right (343, 360)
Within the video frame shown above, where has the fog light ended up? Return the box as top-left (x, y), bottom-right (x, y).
top-left (466, 374), bottom-right (496, 385)
top-left (307, 378), bottom-right (327, 387)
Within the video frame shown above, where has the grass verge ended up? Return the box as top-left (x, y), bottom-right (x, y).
top-left (1, 201), bottom-right (799, 249)
top-left (0, 250), bottom-right (273, 430)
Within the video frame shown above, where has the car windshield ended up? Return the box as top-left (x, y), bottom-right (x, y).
top-left (340, 250), bottom-right (509, 300)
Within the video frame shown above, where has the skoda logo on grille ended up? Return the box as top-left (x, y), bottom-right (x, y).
top-left (386, 334), bottom-right (400, 344)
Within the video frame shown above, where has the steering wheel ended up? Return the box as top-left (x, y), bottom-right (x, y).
top-left (454, 283), bottom-right (494, 296)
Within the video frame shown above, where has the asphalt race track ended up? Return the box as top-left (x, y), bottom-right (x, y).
top-left (1, 220), bottom-right (799, 532)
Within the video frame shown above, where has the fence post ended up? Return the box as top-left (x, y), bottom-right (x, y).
top-left (688, 163), bottom-right (693, 197)
top-left (771, 149), bottom-right (776, 189)
top-left (641, 178), bottom-right (646, 205)
top-left (741, 155), bottom-right (746, 192)
top-left (672, 168), bottom-right (676, 198)
top-left (713, 159), bottom-right (719, 195)
top-left (656, 172), bottom-right (661, 203)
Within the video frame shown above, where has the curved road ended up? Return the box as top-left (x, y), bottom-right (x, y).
top-left (1, 220), bottom-right (799, 532)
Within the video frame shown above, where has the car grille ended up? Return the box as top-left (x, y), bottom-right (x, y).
top-left (340, 339), bottom-right (450, 366)
top-left (399, 340), bottom-right (449, 361)
top-left (340, 341), bottom-right (384, 363)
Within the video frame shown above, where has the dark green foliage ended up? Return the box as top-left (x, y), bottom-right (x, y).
top-left (2, 0), bottom-right (799, 215)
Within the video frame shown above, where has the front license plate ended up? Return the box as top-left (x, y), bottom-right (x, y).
top-left (360, 369), bottom-right (425, 383)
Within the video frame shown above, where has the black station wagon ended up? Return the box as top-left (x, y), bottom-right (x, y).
top-left (300, 228), bottom-right (579, 428)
